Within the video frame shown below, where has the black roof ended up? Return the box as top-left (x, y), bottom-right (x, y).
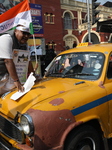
top-left (97, 20), bottom-right (112, 33)
top-left (96, 1), bottom-right (112, 33)
top-left (103, 1), bottom-right (112, 7)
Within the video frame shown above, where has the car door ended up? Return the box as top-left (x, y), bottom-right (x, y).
top-left (104, 53), bottom-right (112, 135)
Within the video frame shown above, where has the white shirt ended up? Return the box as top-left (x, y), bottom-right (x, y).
top-left (0, 34), bottom-right (13, 59)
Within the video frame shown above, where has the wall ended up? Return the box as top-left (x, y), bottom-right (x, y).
top-left (30, 0), bottom-right (64, 53)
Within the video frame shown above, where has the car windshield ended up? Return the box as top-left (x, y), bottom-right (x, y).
top-left (45, 52), bottom-right (105, 80)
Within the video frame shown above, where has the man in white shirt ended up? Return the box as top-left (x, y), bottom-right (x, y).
top-left (0, 19), bottom-right (34, 95)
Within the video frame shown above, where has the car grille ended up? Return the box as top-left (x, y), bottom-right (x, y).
top-left (0, 137), bottom-right (19, 150)
top-left (0, 115), bottom-right (25, 143)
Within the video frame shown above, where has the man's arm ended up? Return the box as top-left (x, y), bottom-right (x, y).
top-left (4, 59), bottom-right (24, 92)
top-left (28, 61), bottom-right (35, 75)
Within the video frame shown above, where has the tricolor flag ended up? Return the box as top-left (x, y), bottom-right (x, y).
top-left (0, 0), bottom-right (33, 34)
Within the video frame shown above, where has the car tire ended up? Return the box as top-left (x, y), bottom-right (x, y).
top-left (64, 125), bottom-right (102, 150)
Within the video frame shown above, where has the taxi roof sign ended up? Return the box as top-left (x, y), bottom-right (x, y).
top-left (77, 42), bottom-right (92, 47)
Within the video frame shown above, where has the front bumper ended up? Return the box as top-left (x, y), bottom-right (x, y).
top-left (0, 137), bottom-right (19, 150)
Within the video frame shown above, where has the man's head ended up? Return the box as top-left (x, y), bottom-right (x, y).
top-left (14, 19), bottom-right (31, 44)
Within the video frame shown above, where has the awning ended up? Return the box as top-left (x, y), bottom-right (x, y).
top-left (97, 20), bottom-right (112, 33)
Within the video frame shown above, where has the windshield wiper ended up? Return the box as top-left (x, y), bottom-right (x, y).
top-left (62, 73), bottom-right (95, 78)
top-left (46, 72), bottom-right (62, 77)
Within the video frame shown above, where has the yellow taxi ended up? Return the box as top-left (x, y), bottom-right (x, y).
top-left (1, 43), bottom-right (112, 150)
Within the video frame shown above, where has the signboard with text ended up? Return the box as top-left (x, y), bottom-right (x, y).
top-left (13, 49), bottom-right (30, 84)
top-left (30, 3), bottom-right (44, 37)
top-left (28, 38), bottom-right (45, 56)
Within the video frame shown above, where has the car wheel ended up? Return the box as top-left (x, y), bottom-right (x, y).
top-left (64, 125), bottom-right (102, 150)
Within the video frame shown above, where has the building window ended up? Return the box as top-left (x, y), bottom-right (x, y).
top-left (83, 14), bottom-right (92, 23)
top-left (50, 13), bottom-right (55, 24)
top-left (74, 19), bottom-right (77, 29)
top-left (44, 12), bottom-right (55, 24)
top-left (84, 14), bottom-right (88, 23)
top-left (44, 12), bottom-right (49, 23)
top-left (64, 12), bottom-right (72, 29)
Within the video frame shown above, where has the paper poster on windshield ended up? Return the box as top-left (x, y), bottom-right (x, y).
top-left (13, 49), bottom-right (30, 84)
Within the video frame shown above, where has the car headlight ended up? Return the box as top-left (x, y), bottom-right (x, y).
top-left (20, 113), bottom-right (34, 136)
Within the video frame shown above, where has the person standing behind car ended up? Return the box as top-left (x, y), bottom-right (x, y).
top-left (0, 19), bottom-right (34, 95)
top-left (73, 41), bottom-right (77, 48)
top-left (44, 48), bottom-right (56, 68)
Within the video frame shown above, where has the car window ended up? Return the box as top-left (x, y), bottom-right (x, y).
top-left (45, 52), bottom-right (105, 80)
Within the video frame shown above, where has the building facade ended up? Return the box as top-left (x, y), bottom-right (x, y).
top-left (29, 0), bottom-right (63, 54)
top-left (29, 0), bottom-right (112, 54)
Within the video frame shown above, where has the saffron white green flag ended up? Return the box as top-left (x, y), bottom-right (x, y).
top-left (0, 0), bottom-right (34, 34)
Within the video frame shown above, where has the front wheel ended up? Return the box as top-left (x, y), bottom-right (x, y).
top-left (64, 125), bottom-right (102, 150)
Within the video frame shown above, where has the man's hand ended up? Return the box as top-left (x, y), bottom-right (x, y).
top-left (5, 59), bottom-right (24, 92)
top-left (14, 81), bottom-right (24, 92)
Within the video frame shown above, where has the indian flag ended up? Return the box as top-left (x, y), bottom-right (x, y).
top-left (0, 0), bottom-right (33, 34)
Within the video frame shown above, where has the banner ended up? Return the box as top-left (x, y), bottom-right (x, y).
top-left (30, 3), bottom-right (43, 37)
top-left (13, 49), bottom-right (30, 84)
top-left (28, 38), bottom-right (45, 56)
top-left (0, 0), bottom-right (32, 33)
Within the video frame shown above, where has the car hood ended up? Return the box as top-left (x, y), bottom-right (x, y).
top-left (0, 77), bottom-right (88, 118)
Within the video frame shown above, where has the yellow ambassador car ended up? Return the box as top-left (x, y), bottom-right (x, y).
top-left (1, 43), bottom-right (112, 150)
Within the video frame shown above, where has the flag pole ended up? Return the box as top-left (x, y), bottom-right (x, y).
top-left (32, 34), bottom-right (38, 72)
top-left (86, 0), bottom-right (91, 43)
